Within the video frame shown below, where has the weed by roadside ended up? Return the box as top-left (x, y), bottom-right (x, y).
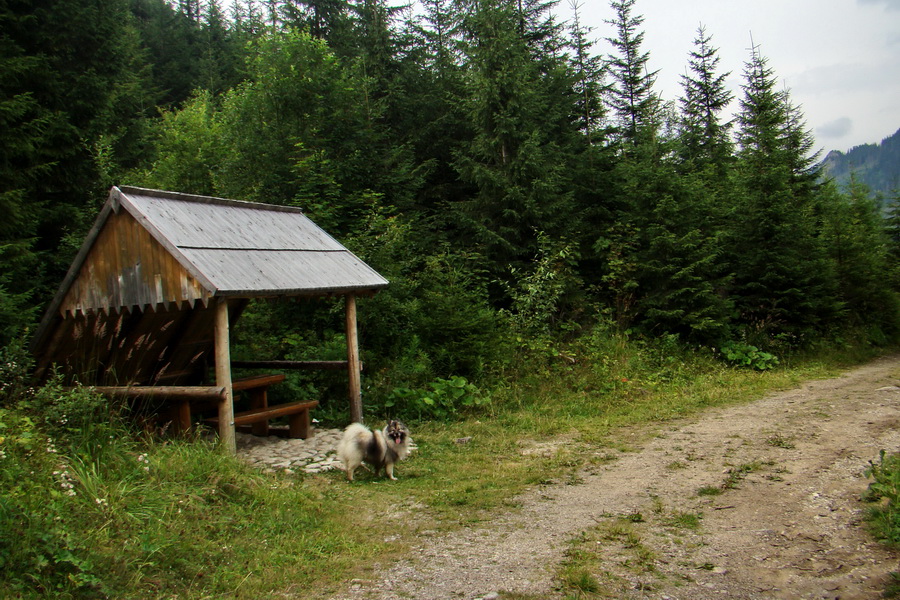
top-left (556, 498), bottom-right (710, 598)
top-left (863, 449), bottom-right (900, 597)
top-left (765, 434), bottom-right (796, 449)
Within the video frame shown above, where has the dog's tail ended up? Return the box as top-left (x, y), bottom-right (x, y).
top-left (337, 422), bottom-right (379, 461)
top-left (342, 422), bottom-right (370, 440)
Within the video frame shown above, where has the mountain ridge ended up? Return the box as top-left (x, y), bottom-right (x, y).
top-left (821, 127), bottom-right (900, 199)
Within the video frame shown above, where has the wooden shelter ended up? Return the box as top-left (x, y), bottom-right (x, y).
top-left (29, 186), bottom-right (388, 452)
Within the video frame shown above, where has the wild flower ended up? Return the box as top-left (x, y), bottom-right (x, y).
top-left (137, 453), bottom-right (151, 472)
top-left (53, 468), bottom-right (77, 496)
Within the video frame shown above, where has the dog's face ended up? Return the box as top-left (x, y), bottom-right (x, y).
top-left (384, 420), bottom-right (408, 448)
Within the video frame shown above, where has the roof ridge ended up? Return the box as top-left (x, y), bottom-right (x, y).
top-left (118, 185), bottom-right (308, 215)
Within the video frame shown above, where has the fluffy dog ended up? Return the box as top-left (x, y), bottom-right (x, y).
top-left (336, 420), bottom-right (411, 481)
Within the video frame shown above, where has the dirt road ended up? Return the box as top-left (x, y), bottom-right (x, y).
top-left (333, 355), bottom-right (900, 600)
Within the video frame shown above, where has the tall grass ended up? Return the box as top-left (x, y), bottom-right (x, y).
top-left (0, 380), bottom-right (378, 598)
top-left (0, 331), bottom-right (890, 598)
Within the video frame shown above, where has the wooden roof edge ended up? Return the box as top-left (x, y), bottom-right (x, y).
top-left (60, 297), bottom-right (216, 320)
top-left (116, 185), bottom-right (309, 215)
top-left (213, 283), bottom-right (389, 299)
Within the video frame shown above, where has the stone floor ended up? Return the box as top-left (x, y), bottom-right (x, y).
top-left (235, 426), bottom-right (344, 475)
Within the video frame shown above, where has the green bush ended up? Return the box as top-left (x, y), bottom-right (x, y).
top-left (864, 450), bottom-right (900, 546)
top-left (0, 405), bottom-right (110, 597)
top-left (384, 376), bottom-right (489, 421)
top-left (719, 341), bottom-right (780, 370)
top-left (0, 337), bottom-right (34, 406)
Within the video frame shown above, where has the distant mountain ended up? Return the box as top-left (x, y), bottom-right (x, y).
top-left (820, 128), bottom-right (900, 201)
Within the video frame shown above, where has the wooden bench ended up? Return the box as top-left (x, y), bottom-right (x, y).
top-left (208, 399), bottom-right (319, 439)
top-left (206, 374), bottom-right (318, 439)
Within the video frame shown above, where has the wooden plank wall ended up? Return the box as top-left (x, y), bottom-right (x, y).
top-left (60, 210), bottom-right (211, 315)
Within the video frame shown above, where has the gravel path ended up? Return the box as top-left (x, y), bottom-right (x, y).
top-left (314, 355), bottom-right (900, 600)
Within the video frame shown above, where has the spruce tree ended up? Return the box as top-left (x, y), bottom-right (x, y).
top-left (886, 189), bottom-right (900, 292)
top-left (729, 43), bottom-right (836, 344)
top-left (821, 177), bottom-right (900, 339)
top-left (603, 0), bottom-right (659, 149)
top-left (0, 0), bottom-right (154, 340)
top-left (568, 1), bottom-right (605, 148)
top-left (452, 0), bottom-right (576, 272)
top-left (391, 0), bottom-right (469, 220)
top-left (677, 25), bottom-right (733, 170)
top-left (131, 0), bottom-right (204, 106)
top-left (597, 3), bottom-right (731, 341)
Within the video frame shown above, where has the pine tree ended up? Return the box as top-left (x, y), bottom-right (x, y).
top-left (389, 0), bottom-right (468, 219)
top-left (418, 0), bottom-right (464, 73)
top-left (229, 0), bottom-right (266, 51)
top-left (568, 1), bottom-right (606, 149)
top-left (131, 0), bottom-right (204, 106)
top-left (195, 0), bottom-right (246, 95)
top-left (276, 0), bottom-right (350, 44)
top-left (886, 189), bottom-right (900, 292)
top-left (596, 3), bottom-right (731, 341)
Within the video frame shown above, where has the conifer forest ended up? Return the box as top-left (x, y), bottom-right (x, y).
top-left (2, 0), bottom-right (900, 409)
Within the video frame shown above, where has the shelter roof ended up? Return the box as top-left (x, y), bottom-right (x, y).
top-left (29, 186), bottom-right (388, 385)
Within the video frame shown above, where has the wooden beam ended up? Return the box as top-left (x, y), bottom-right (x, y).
top-left (345, 294), bottom-right (362, 423)
top-left (231, 373), bottom-right (286, 390)
top-left (215, 298), bottom-right (236, 453)
top-left (89, 385), bottom-right (226, 400)
top-left (231, 360), bottom-right (358, 371)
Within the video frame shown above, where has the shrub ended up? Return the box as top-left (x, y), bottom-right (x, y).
top-left (0, 338), bottom-right (33, 406)
top-left (864, 450), bottom-right (900, 546)
top-left (383, 376), bottom-right (489, 421)
top-left (0, 404), bottom-right (109, 597)
top-left (719, 341), bottom-right (779, 370)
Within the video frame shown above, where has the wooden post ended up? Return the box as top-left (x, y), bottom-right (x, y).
top-left (175, 399), bottom-right (192, 435)
top-left (345, 294), bottom-right (363, 423)
top-left (215, 298), bottom-right (236, 453)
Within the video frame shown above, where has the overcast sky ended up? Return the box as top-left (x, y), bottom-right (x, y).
top-left (559, 0), bottom-right (900, 155)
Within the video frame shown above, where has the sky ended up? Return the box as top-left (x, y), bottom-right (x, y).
top-left (558, 0), bottom-right (900, 155)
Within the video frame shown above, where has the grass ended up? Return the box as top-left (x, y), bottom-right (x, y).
top-left (556, 512), bottom-right (664, 597)
top-left (666, 511), bottom-right (703, 530)
top-left (863, 450), bottom-right (900, 597)
top-left (765, 433), bottom-right (796, 449)
top-left (0, 338), bottom-right (891, 598)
